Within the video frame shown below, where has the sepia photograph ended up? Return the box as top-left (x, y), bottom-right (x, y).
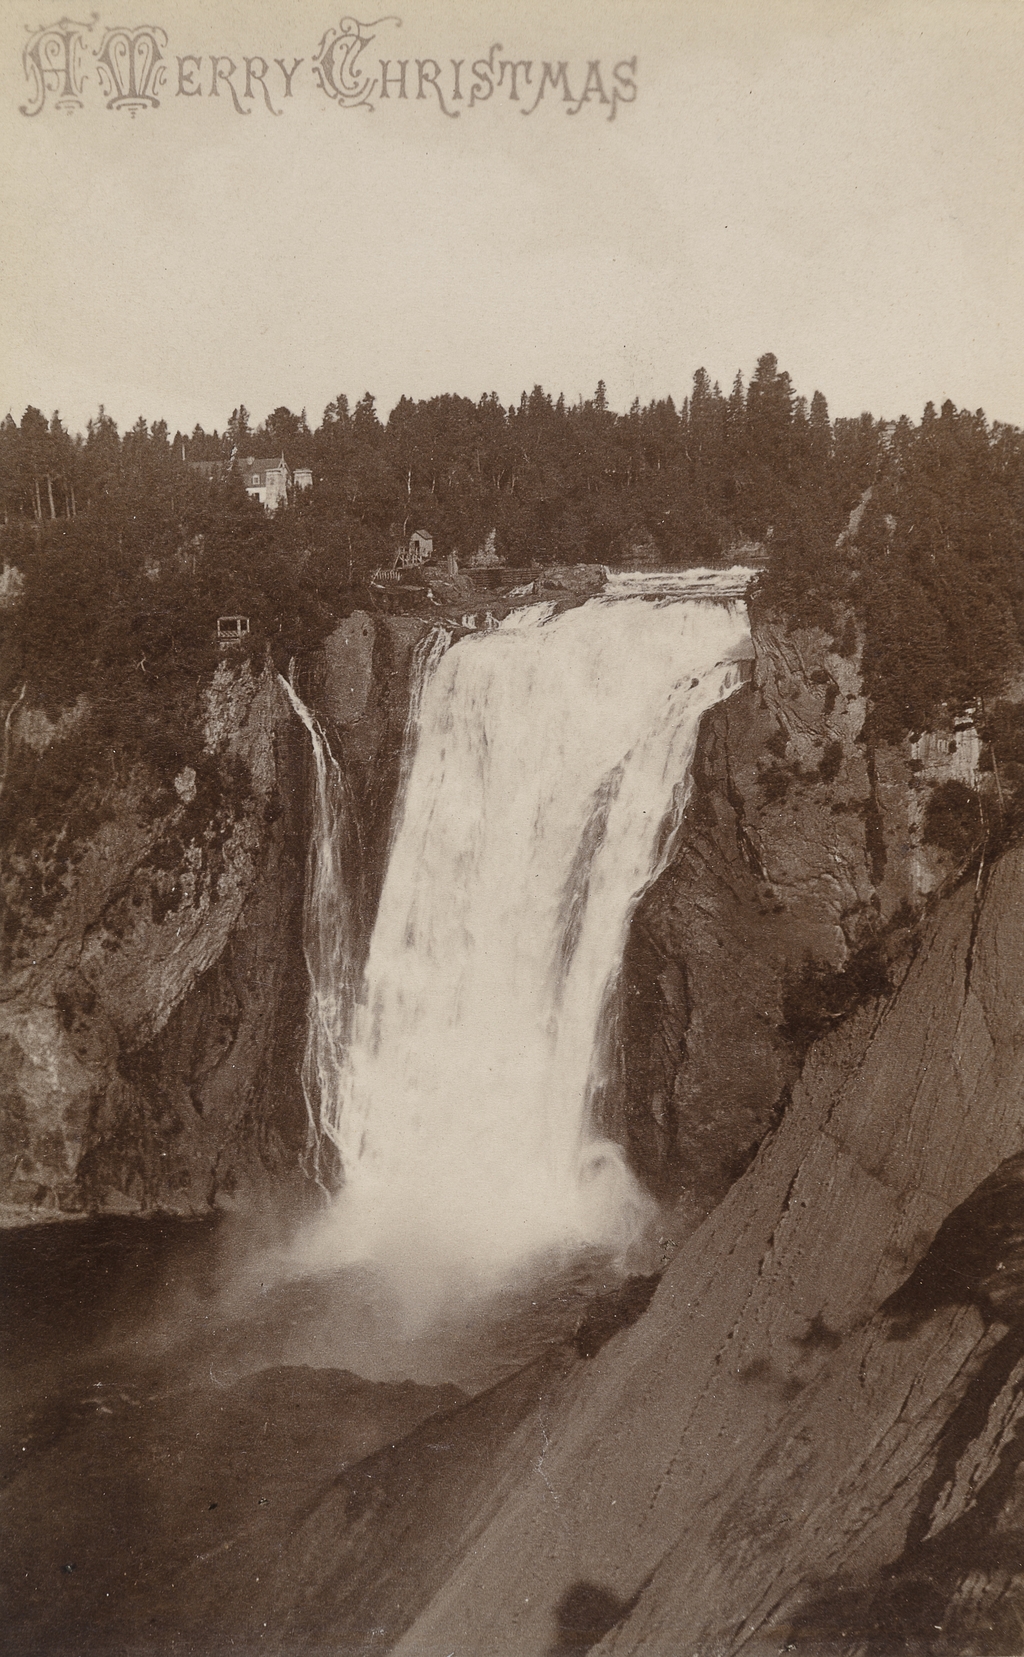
top-left (2, 2), bottom-right (1023, 1652)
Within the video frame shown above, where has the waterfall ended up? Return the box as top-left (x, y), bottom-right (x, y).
top-left (291, 592), bottom-right (752, 1296)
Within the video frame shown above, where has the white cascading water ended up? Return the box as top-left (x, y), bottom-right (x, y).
top-left (278, 673), bottom-right (358, 1186)
top-left (290, 578), bottom-right (753, 1299)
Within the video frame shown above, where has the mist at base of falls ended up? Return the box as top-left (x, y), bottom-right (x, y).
top-left (284, 593), bottom-right (752, 1323)
top-left (182, 1224), bottom-right (649, 1393)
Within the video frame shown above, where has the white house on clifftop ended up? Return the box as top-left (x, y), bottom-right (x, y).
top-left (238, 456), bottom-right (313, 511)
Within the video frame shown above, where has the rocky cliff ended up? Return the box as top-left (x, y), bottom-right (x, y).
top-left (607, 601), bottom-right (959, 1224)
top-left (0, 657), bottom-right (310, 1223)
top-left (0, 608), bottom-right (448, 1225)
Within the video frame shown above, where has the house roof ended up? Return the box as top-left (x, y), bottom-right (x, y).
top-left (239, 456), bottom-right (289, 485)
top-left (188, 455), bottom-right (291, 485)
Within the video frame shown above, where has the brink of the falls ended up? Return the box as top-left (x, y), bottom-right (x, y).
top-left (295, 591), bottom-right (752, 1299)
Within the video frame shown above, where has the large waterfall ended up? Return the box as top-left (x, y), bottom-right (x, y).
top-left (292, 585), bottom-right (752, 1299)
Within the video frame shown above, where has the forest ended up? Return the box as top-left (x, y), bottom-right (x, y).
top-left (3, 352), bottom-right (1024, 902)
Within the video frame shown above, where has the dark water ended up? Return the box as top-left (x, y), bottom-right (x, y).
top-left (3, 1208), bottom-right (629, 1386)
top-left (4, 1213), bottom-right (224, 1373)
top-left (1, 1212), bottom-right (638, 1652)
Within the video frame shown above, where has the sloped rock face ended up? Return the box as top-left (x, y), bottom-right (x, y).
top-left (610, 607), bottom-right (946, 1219)
top-left (1, 1355), bottom-right (467, 1657)
top-left (258, 839), bottom-right (1024, 1657)
top-left (0, 660), bottom-right (309, 1222)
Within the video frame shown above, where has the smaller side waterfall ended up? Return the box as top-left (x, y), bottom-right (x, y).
top-left (278, 674), bottom-right (357, 1185)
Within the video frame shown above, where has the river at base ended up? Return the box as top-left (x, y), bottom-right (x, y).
top-left (29, 1209), bottom-right (655, 1364)
top-left (3, 1207), bottom-right (658, 1453)
top-left (3, 1213), bottom-right (662, 1651)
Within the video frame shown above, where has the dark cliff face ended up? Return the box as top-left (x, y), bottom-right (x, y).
top-left (1, 658), bottom-right (310, 1223)
top-left (608, 607), bottom-right (954, 1222)
top-left (0, 613), bottom-right (437, 1227)
top-left (5, 597), bottom-right (1018, 1652)
top-left (306, 612), bottom-right (434, 959)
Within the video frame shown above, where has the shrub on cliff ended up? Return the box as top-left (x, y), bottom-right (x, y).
top-left (758, 403), bottom-right (1024, 744)
top-left (782, 941), bottom-right (893, 1054)
top-left (0, 733), bottom-right (115, 930)
top-left (922, 780), bottom-right (985, 863)
top-left (979, 699), bottom-right (1024, 770)
top-left (1, 448), bottom-right (337, 882)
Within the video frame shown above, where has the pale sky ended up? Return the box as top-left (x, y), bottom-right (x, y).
top-left (1, 0), bottom-right (1022, 435)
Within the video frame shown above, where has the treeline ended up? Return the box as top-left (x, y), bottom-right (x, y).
top-left (3, 357), bottom-right (872, 569)
top-left (759, 400), bottom-right (1024, 739)
top-left (3, 357), bottom-right (1024, 902)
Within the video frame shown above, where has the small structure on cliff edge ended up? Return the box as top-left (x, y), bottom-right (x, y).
top-left (217, 615), bottom-right (250, 645)
top-left (240, 457), bottom-right (291, 511)
top-left (396, 529), bottom-right (433, 568)
top-left (373, 529), bottom-right (438, 586)
top-left (189, 455), bottom-right (312, 511)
